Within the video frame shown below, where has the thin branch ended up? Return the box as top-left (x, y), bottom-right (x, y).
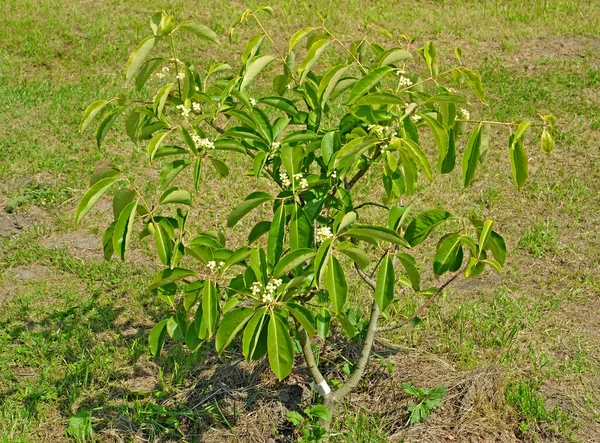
top-left (376, 264), bottom-right (467, 333)
top-left (206, 119), bottom-right (225, 134)
top-left (297, 328), bottom-right (326, 386)
top-left (354, 201), bottom-right (390, 211)
top-left (345, 146), bottom-right (382, 191)
top-left (354, 262), bottom-right (376, 290)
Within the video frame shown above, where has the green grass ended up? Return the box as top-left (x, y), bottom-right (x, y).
top-left (1, 0), bottom-right (600, 441)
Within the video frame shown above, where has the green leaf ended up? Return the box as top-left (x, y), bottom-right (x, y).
top-left (289, 27), bottom-right (316, 51)
top-left (320, 64), bottom-right (352, 107)
top-left (298, 37), bottom-right (332, 83)
top-left (66, 411), bottom-right (92, 440)
top-left (147, 130), bottom-right (171, 162)
top-left (112, 200), bottom-right (137, 261)
top-left (400, 138), bottom-right (433, 181)
top-left (148, 268), bottom-right (196, 291)
top-left (314, 238), bottom-right (333, 286)
top-left (281, 130), bottom-right (318, 144)
top-left (284, 302), bottom-right (315, 336)
top-left (202, 280), bottom-right (219, 338)
top-left (325, 255), bottom-right (347, 315)
top-left (316, 308), bottom-right (331, 339)
top-left (433, 234), bottom-right (462, 275)
top-left (309, 404), bottom-right (331, 421)
top-left (378, 48), bottom-right (413, 67)
top-left (336, 241), bottom-right (370, 269)
top-left (159, 159), bottom-right (190, 189)
top-left (80, 99), bottom-right (109, 134)
top-left (258, 96), bottom-right (299, 116)
top-left (421, 114), bottom-right (449, 170)
top-left (148, 221), bottom-right (172, 266)
top-left (135, 57), bottom-right (164, 90)
top-left (404, 210), bottom-right (452, 247)
top-left (459, 67), bottom-right (486, 103)
top-left (222, 247), bottom-right (252, 272)
top-left (267, 204), bottom-right (286, 264)
top-left (396, 253), bottom-right (420, 290)
top-left (209, 157), bottom-right (229, 178)
top-left (514, 120), bottom-right (532, 140)
top-left (96, 106), bottom-right (124, 147)
top-left (374, 254), bottom-right (395, 311)
top-left (176, 21), bottom-right (220, 45)
top-left (241, 55), bottom-right (276, 90)
top-left (228, 192), bottom-right (273, 228)
top-left (347, 66), bottom-right (394, 105)
top-left (242, 307), bottom-right (268, 361)
top-left (126, 36), bottom-right (159, 81)
top-left (215, 307), bottom-right (254, 354)
top-left (102, 221), bottom-right (116, 260)
top-left (268, 312), bottom-right (294, 380)
top-left (462, 123), bottom-right (482, 187)
top-left (509, 135), bottom-right (528, 190)
top-left (345, 224), bottom-right (410, 247)
top-left (75, 176), bottom-right (121, 226)
top-left (478, 220), bottom-right (494, 259)
top-left (356, 92), bottom-right (406, 106)
top-left (334, 136), bottom-right (380, 167)
top-left (541, 129), bottom-right (554, 155)
top-left (148, 319), bottom-right (169, 357)
top-left (289, 206), bottom-right (311, 250)
top-left (273, 249), bottom-right (315, 278)
top-left (249, 221), bottom-right (271, 243)
top-left (159, 187), bottom-right (192, 206)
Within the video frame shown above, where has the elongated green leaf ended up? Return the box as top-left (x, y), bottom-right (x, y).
top-left (241, 55), bottom-right (276, 90)
top-left (215, 307), bottom-right (254, 354)
top-left (159, 187), bottom-right (192, 206)
top-left (459, 67), bottom-right (486, 103)
top-left (314, 238), bottom-right (333, 286)
top-left (379, 48), bottom-right (413, 67)
top-left (325, 255), bottom-right (347, 314)
top-left (281, 130), bottom-right (318, 144)
top-left (374, 254), bottom-right (394, 311)
top-left (356, 92), bottom-right (406, 106)
top-left (176, 21), bottom-right (219, 45)
top-left (284, 302), bottom-right (315, 336)
top-left (298, 37), bottom-right (331, 83)
top-left (289, 206), bottom-right (311, 250)
top-left (209, 157), bottom-right (229, 177)
top-left (478, 220), bottom-right (494, 259)
top-left (251, 107), bottom-right (273, 143)
top-left (289, 27), bottom-right (316, 51)
top-left (336, 241), bottom-right (370, 269)
top-left (242, 307), bottom-right (268, 361)
top-left (112, 200), bottom-right (137, 261)
top-left (541, 129), bottom-right (554, 155)
top-left (202, 280), bottom-right (218, 338)
top-left (159, 159), bottom-right (190, 189)
top-left (147, 130), bottom-right (171, 161)
top-left (222, 247), bottom-right (252, 272)
top-left (345, 224), bottom-right (410, 247)
top-left (335, 136), bottom-right (379, 167)
top-left (153, 82), bottom-right (174, 118)
top-left (135, 57), bottom-right (164, 90)
top-left (397, 253), bottom-right (420, 290)
top-left (148, 221), bottom-right (172, 266)
top-left (273, 249), bottom-right (315, 278)
top-left (462, 123), bottom-right (482, 187)
top-left (75, 176), bottom-right (121, 226)
top-left (80, 100), bottom-right (108, 134)
top-left (126, 36), bottom-right (159, 81)
top-left (96, 106), bottom-right (124, 147)
top-left (433, 234), bottom-right (462, 275)
top-left (267, 204), bottom-right (285, 264)
top-left (404, 210), bottom-right (452, 247)
top-left (421, 114), bottom-right (449, 169)
top-left (320, 64), bottom-right (352, 107)
top-left (267, 312), bottom-right (294, 380)
top-left (400, 138), bottom-right (433, 181)
top-left (228, 191), bottom-right (273, 228)
top-left (347, 66), bottom-right (393, 105)
top-left (148, 268), bottom-right (196, 291)
top-left (509, 135), bottom-right (528, 190)
top-left (316, 308), bottom-right (331, 338)
top-left (249, 221), bottom-right (271, 243)
top-left (148, 319), bottom-right (169, 357)
top-left (258, 96), bottom-right (299, 116)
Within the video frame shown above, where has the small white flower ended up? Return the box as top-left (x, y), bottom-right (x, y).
top-left (207, 260), bottom-right (217, 271)
top-left (381, 143), bottom-right (389, 153)
top-left (249, 97), bottom-right (257, 106)
top-left (251, 281), bottom-right (262, 296)
top-left (411, 114), bottom-right (422, 123)
top-left (299, 178), bottom-right (309, 190)
top-left (192, 102), bottom-right (201, 112)
top-left (316, 226), bottom-right (333, 243)
top-left (261, 292), bottom-right (274, 303)
top-left (286, 83), bottom-right (293, 89)
top-left (176, 72), bottom-right (186, 81)
top-left (176, 104), bottom-right (191, 118)
top-left (331, 171), bottom-right (337, 179)
top-left (367, 124), bottom-right (376, 131)
top-left (273, 278), bottom-right (283, 287)
top-left (460, 108), bottom-right (471, 120)
top-left (395, 69), bottom-right (406, 76)
top-left (192, 134), bottom-right (215, 150)
top-left (219, 261), bottom-right (225, 267)
top-left (155, 72), bottom-right (165, 79)
top-left (271, 141), bottom-right (281, 150)
top-left (398, 75), bottom-right (412, 88)
top-left (448, 87), bottom-right (457, 93)
top-left (294, 173), bottom-right (303, 180)
top-left (162, 66), bottom-right (170, 73)
top-left (279, 172), bottom-right (291, 187)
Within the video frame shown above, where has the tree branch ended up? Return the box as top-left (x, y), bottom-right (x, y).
top-left (345, 146), bottom-right (382, 191)
top-left (376, 264), bottom-right (467, 333)
top-left (297, 328), bottom-right (326, 386)
top-left (354, 201), bottom-right (390, 211)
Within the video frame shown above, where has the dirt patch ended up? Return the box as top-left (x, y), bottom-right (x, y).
top-left (6, 264), bottom-right (53, 281)
top-left (41, 231), bottom-right (104, 262)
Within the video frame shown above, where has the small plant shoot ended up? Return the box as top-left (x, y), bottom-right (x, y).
top-left (77, 6), bottom-right (555, 423)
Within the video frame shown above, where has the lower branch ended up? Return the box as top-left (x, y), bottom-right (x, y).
top-left (376, 264), bottom-right (467, 333)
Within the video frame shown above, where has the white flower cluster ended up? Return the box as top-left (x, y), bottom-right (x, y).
top-left (155, 66), bottom-right (170, 79)
top-left (398, 74), bottom-right (413, 88)
top-left (331, 170), bottom-right (337, 179)
top-left (249, 97), bottom-right (257, 106)
top-left (267, 141), bottom-right (281, 159)
top-left (176, 72), bottom-right (185, 81)
top-left (192, 102), bottom-right (201, 112)
top-left (411, 114), bottom-right (422, 123)
top-left (192, 134), bottom-right (215, 150)
top-left (280, 171), bottom-right (291, 187)
top-left (207, 260), bottom-right (224, 271)
top-left (176, 104), bottom-right (191, 118)
top-left (294, 173), bottom-right (309, 190)
top-left (252, 278), bottom-right (283, 303)
top-left (316, 226), bottom-right (333, 243)
top-left (460, 108), bottom-right (471, 120)
top-left (367, 125), bottom-right (397, 138)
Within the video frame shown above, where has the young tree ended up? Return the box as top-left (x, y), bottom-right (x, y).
top-left (77, 6), bottom-right (554, 424)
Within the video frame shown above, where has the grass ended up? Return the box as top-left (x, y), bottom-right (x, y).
top-left (1, 0), bottom-right (600, 441)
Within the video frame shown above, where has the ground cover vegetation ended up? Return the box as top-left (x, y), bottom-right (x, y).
top-left (1, 1), bottom-right (599, 442)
